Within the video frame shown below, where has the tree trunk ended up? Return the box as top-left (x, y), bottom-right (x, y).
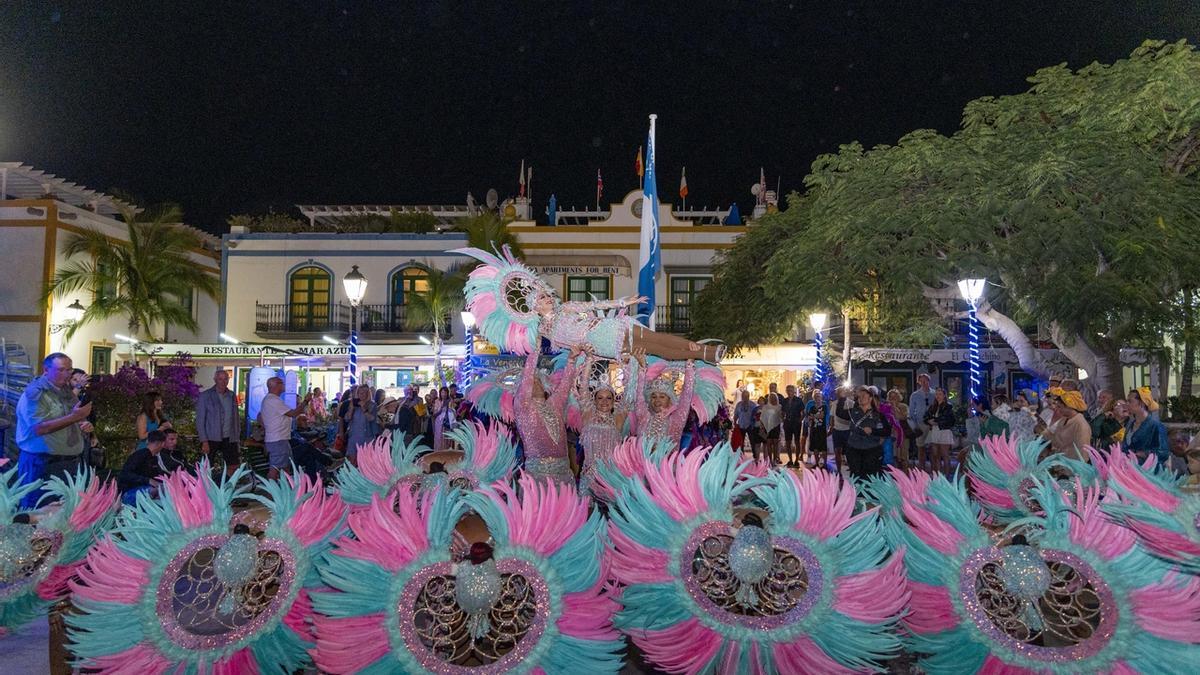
top-left (842, 308), bottom-right (852, 382)
top-left (974, 301), bottom-right (1046, 378)
top-left (434, 324), bottom-right (444, 388)
top-left (1182, 289), bottom-right (1196, 396)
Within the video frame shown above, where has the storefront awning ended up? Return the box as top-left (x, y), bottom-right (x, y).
top-left (525, 254), bottom-right (632, 277)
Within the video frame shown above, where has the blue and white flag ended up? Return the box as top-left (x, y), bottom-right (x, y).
top-left (638, 114), bottom-right (660, 328)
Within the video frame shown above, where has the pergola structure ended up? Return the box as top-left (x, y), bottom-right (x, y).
top-left (296, 204), bottom-right (480, 229)
top-left (0, 163), bottom-right (141, 216)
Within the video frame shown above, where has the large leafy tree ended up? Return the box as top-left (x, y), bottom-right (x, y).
top-left (47, 203), bottom-right (220, 342)
top-left (695, 40), bottom-right (1200, 391)
top-left (404, 266), bottom-right (465, 387)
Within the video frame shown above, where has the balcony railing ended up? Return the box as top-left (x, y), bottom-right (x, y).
top-left (654, 304), bottom-right (692, 335)
top-left (358, 304), bottom-right (450, 337)
top-left (254, 302), bottom-right (451, 338)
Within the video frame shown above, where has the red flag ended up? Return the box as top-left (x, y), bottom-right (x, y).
top-left (635, 146), bottom-right (644, 178)
top-left (596, 169), bottom-right (604, 203)
top-left (679, 166), bottom-right (688, 199)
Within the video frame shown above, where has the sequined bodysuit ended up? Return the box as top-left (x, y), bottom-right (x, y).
top-left (579, 410), bottom-right (624, 497)
top-left (635, 362), bottom-right (696, 451)
top-left (540, 299), bottom-right (635, 359)
top-left (515, 350), bottom-right (578, 485)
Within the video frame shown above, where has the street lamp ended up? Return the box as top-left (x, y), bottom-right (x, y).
top-left (809, 312), bottom-right (829, 387)
top-left (49, 299), bottom-right (86, 334)
top-left (322, 335), bottom-right (340, 345)
top-left (342, 265), bottom-right (368, 386)
top-left (460, 311), bottom-right (478, 387)
top-left (958, 278), bottom-right (987, 413)
top-left (219, 332), bottom-right (240, 344)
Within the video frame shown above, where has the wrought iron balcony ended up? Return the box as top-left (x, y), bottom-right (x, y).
top-left (254, 302), bottom-right (450, 338)
top-left (654, 304), bottom-right (692, 335)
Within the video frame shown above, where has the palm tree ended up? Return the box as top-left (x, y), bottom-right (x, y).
top-left (404, 266), bottom-right (465, 387)
top-left (460, 213), bottom-right (524, 260)
top-left (46, 203), bottom-right (219, 343)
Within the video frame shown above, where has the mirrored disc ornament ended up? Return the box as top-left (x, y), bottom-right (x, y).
top-left (67, 467), bottom-right (344, 673)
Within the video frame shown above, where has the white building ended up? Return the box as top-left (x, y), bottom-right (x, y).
top-left (150, 189), bottom-right (816, 400)
top-left (0, 163), bottom-right (221, 375)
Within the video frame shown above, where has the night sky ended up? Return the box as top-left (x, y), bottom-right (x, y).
top-left (1, 1), bottom-right (1196, 233)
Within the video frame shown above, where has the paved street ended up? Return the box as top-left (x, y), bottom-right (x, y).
top-left (0, 617), bottom-right (50, 673)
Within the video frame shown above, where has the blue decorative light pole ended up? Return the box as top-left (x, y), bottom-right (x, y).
top-left (957, 278), bottom-right (986, 414)
top-left (460, 311), bottom-right (477, 387)
top-left (809, 312), bottom-right (829, 387)
top-left (343, 265), bottom-right (368, 388)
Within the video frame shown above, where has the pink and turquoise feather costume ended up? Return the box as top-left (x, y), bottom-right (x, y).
top-left (310, 476), bottom-right (623, 673)
top-left (0, 465), bottom-right (118, 636)
top-left (67, 466), bottom-right (345, 673)
top-left (966, 434), bottom-right (1100, 525)
top-left (1098, 445), bottom-right (1200, 572)
top-left (869, 468), bottom-right (1200, 674)
top-left (602, 444), bottom-right (909, 673)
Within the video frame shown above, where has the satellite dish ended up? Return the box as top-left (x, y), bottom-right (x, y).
top-left (485, 188), bottom-right (499, 210)
top-left (750, 183), bottom-right (762, 196)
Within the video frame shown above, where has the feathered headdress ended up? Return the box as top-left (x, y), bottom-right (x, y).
top-left (637, 357), bottom-right (726, 422)
top-left (870, 468), bottom-right (1200, 673)
top-left (454, 246), bottom-right (550, 355)
top-left (966, 434), bottom-right (1099, 524)
top-left (68, 466), bottom-right (345, 672)
top-left (605, 445), bottom-right (908, 673)
top-left (311, 478), bottom-right (623, 673)
top-left (0, 466), bottom-right (118, 636)
top-left (443, 420), bottom-right (519, 490)
top-left (335, 432), bottom-right (430, 509)
top-left (1098, 445), bottom-right (1200, 572)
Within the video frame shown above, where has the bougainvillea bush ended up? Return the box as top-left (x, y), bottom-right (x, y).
top-left (87, 357), bottom-right (200, 467)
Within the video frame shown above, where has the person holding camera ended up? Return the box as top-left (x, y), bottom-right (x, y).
top-left (261, 377), bottom-right (312, 479)
top-left (342, 384), bottom-right (377, 464)
top-left (15, 353), bottom-right (93, 507)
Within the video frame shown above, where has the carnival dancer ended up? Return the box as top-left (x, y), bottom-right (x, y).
top-left (456, 245), bottom-right (724, 362)
top-left (516, 344), bottom-right (581, 484)
top-left (632, 350), bottom-right (696, 451)
top-left (577, 351), bottom-right (639, 498)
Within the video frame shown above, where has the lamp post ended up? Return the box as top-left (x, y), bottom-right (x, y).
top-left (460, 311), bottom-right (479, 387)
top-left (342, 265), bottom-right (368, 387)
top-left (49, 299), bottom-right (86, 343)
top-left (809, 312), bottom-right (829, 388)
top-left (957, 278), bottom-right (986, 414)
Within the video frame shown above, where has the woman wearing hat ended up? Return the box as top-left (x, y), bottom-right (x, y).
top-left (1123, 390), bottom-right (1169, 464)
top-left (1041, 388), bottom-right (1091, 461)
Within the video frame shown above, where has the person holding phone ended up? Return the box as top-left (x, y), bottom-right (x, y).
top-left (15, 353), bottom-right (94, 507)
top-left (262, 377), bottom-right (312, 479)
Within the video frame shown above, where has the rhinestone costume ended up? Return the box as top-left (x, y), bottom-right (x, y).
top-left (515, 350), bottom-right (578, 485)
top-left (579, 411), bottom-right (624, 497)
top-left (540, 299), bottom-right (635, 359)
top-left (636, 361), bottom-right (695, 451)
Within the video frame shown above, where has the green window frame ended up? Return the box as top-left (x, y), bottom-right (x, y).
top-left (566, 276), bottom-right (610, 302)
top-left (95, 261), bottom-right (118, 303)
top-left (288, 266), bottom-right (332, 329)
top-left (90, 346), bottom-right (112, 375)
top-left (668, 276), bottom-right (710, 331)
top-left (391, 266), bottom-right (431, 307)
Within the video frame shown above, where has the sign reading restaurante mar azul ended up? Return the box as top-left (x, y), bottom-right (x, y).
top-left (134, 343), bottom-right (453, 359)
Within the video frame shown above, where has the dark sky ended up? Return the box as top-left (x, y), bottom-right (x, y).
top-left (1, 1), bottom-right (1196, 233)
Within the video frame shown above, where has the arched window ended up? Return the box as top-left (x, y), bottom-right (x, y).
top-left (391, 266), bottom-right (430, 307)
top-left (289, 265), bottom-right (332, 329)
